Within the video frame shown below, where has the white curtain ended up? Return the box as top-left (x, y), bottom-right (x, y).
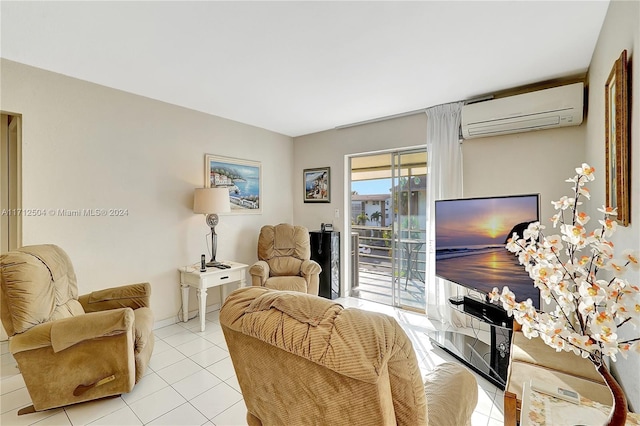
top-left (425, 102), bottom-right (466, 326)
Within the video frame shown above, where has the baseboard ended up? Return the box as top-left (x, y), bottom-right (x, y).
top-left (153, 303), bottom-right (222, 330)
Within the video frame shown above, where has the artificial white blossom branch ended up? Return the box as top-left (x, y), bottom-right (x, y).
top-left (490, 163), bottom-right (640, 364)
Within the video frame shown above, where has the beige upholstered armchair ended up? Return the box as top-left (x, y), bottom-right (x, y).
top-left (249, 223), bottom-right (321, 295)
top-left (0, 244), bottom-right (154, 413)
top-left (221, 287), bottom-right (478, 426)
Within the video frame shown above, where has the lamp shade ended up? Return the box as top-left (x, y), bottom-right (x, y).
top-left (193, 187), bottom-right (231, 214)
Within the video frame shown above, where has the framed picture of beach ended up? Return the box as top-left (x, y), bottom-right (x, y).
top-left (605, 49), bottom-right (629, 226)
top-left (205, 154), bottom-right (262, 214)
top-left (303, 167), bottom-right (330, 203)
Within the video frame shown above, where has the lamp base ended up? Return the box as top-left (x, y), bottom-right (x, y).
top-left (206, 260), bottom-right (223, 267)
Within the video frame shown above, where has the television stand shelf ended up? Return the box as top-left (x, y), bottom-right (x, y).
top-left (427, 296), bottom-right (513, 389)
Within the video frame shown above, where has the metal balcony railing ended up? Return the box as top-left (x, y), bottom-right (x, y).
top-left (351, 225), bottom-right (426, 279)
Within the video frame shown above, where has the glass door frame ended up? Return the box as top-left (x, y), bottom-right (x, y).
top-left (347, 146), bottom-right (427, 312)
top-left (390, 149), bottom-right (427, 312)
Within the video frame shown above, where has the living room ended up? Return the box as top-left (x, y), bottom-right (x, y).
top-left (1, 1), bottom-right (639, 425)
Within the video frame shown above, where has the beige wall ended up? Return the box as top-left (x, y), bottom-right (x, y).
top-left (585, 0), bottom-right (640, 411)
top-left (462, 125), bottom-right (586, 222)
top-left (0, 59), bottom-right (294, 325)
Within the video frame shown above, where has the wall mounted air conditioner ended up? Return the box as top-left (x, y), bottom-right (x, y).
top-left (461, 82), bottom-right (584, 139)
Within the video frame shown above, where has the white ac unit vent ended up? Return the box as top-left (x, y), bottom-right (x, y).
top-left (461, 82), bottom-right (584, 139)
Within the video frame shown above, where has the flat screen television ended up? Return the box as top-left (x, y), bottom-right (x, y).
top-left (435, 194), bottom-right (540, 309)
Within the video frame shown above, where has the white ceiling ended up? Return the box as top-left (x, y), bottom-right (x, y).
top-left (1, 1), bottom-right (610, 137)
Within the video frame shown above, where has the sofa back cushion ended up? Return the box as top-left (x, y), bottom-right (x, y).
top-left (220, 287), bottom-right (428, 425)
top-left (0, 244), bottom-right (83, 336)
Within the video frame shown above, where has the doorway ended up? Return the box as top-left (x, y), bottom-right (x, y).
top-left (349, 148), bottom-right (427, 311)
top-left (1, 113), bottom-right (22, 254)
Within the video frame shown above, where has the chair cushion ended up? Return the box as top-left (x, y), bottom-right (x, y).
top-left (274, 224), bottom-right (296, 249)
top-left (265, 276), bottom-right (307, 293)
top-left (267, 257), bottom-right (303, 276)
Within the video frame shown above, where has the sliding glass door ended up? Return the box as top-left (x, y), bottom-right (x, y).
top-left (350, 149), bottom-right (426, 311)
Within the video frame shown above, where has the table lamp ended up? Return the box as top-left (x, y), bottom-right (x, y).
top-left (193, 187), bottom-right (231, 267)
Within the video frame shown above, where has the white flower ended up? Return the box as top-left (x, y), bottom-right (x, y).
top-left (606, 259), bottom-right (628, 277)
top-left (552, 196), bottom-right (574, 210)
top-left (598, 205), bottom-right (618, 216)
top-left (602, 341), bottom-right (620, 362)
top-left (521, 324), bottom-right (539, 339)
top-left (578, 186), bottom-right (591, 200)
top-left (561, 224), bottom-right (585, 246)
top-left (541, 234), bottom-right (563, 253)
top-left (575, 211), bottom-right (590, 225)
top-left (591, 312), bottom-right (616, 335)
top-left (595, 240), bottom-right (614, 260)
top-left (599, 217), bottom-right (617, 237)
top-left (576, 163), bottom-right (596, 181)
top-left (489, 287), bottom-right (501, 303)
top-left (586, 228), bottom-right (604, 245)
top-left (578, 280), bottom-right (606, 306)
top-left (567, 333), bottom-right (592, 357)
top-left (523, 222), bottom-right (543, 241)
top-left (622, 250), bottom-right (640, 271)
top-left (505, 234), bottom-right (523, 253)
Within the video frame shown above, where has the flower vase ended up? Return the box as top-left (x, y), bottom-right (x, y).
top-left (596, 363), bottom-right (627, 426)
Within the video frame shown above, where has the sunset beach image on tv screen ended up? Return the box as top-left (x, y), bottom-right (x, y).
top-left (435, 194), bottom-right (540, 307)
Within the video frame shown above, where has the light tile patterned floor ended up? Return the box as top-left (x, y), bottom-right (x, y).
top-left (1, 297), bottom-right (505, 425)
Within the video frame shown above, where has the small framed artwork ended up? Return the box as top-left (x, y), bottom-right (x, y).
top-left (604, 49), bottom-right (629, 226)
top-left (205, 154), bottom-right (262, 214)
top-left (303, 167), bottom-right (330, 203)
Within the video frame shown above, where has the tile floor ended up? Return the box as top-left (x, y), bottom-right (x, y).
top-left (1, 297), bottom-right (505, 425)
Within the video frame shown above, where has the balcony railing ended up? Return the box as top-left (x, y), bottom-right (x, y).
top-left (351, 225), bottom-right (426, 309)
top-left (352, 225), bottom-right (425, 277)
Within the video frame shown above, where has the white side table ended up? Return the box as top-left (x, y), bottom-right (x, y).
top-left (179, 261), bottom-right (248, 332)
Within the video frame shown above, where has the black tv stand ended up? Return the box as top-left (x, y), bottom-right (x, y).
top-left (461, 296), bottom-right (511, 328)
top-left (427, 296), bottom-right (513, 389)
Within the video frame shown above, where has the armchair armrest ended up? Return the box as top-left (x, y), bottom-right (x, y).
top-left (300, 260), bottom-right (321, 277)
top-left (423, 362), bottom-right (478, 426)
top-left (79, 282), bottom-right (151, 313)
top-left (10, 308), bottom-right (134, 355)
top-left (300, 260), bottom-right (321, 296)
top-left (249, 261), bottom-right (270, 286)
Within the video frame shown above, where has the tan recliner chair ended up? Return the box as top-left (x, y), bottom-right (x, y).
top-left (220, 287), bottom-right (478, 426)
top-left (249, 224), bottom-right (321, 295)
top-left (0, 244), bottom-right (154, 412)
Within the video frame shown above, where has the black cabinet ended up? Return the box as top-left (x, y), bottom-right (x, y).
top-left (309, 231), bottom-right (340, 300)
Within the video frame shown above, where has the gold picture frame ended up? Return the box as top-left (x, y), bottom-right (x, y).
top-left (303, 167), bottom-right (330, 203)
top-left (604, 50), bottom-right (630, 226)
